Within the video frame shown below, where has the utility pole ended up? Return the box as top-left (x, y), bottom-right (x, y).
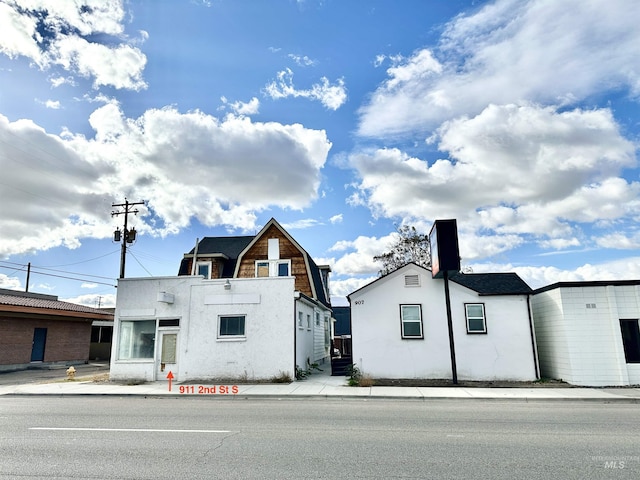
top-left (25, 262), bottom-right (31, 293)
top-left (111, 199), bottom-right (145, 279)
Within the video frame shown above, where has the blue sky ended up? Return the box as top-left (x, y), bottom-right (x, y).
top-left (0, 0), bottom-right (639, 308)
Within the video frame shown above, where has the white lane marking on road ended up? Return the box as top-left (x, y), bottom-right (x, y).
top-left (30, 427), bottom-right (231, 433)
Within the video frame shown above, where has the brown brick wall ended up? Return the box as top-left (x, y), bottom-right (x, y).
top-left (0, 317), bottom-right (91, 365)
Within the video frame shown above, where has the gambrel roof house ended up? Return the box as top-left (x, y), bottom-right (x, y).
top-left (0, 289), bottom-right (113, 372)
top-left (531, 280), bottom-right (640, 386)
top-left (348, 263), bottom-right (538, 382)
top-left (110, 219), bottom-right (333, 383)
top-left (177, 222), bottom-right (331, 307)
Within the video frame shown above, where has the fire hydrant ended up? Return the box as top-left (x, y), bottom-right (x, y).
top-left (66, 366), bottom-right (76, 380)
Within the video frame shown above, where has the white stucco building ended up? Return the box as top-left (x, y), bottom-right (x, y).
top-left (348, 263), bottom-right (538, 382)
top-left (531, 281), bottom-right (640, 386)
top-left (110, 219), bottom-right (332, 382)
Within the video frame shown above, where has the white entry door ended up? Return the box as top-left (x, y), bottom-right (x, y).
top-left (156, 331), bottom-right (178, 381)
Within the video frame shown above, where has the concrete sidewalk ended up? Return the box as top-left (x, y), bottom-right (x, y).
top-left (1, 365), bottom-right (640, 402)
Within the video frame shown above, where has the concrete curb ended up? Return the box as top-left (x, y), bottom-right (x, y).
top-left (3, 393), bottom-right (640, 403)
top-left (2, 380), bottom-right (640, 403)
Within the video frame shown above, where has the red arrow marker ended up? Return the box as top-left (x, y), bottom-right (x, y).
top-left (166, 371), bottom-right (174, 392)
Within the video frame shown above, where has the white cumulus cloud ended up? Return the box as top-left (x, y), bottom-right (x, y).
top-left (358, 0), bottom-right (640, 137)
top-left (0, 0), bottom-right (147, 90)
top-left (0, 105), bottom-right (332, 256)
top-left (265, 68), bottom-right (347, 110)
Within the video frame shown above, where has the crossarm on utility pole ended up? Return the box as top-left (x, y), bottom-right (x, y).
top-left (111, 199), bottom-right (145, 279)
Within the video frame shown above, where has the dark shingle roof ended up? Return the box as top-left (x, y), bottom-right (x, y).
top-left (178, 236), bottom-right (254, 276)
top-left (450, 272), bottom-right (532, 295)
top-left (307, 256), bottom-right (330, 308)
top-left (189, 236), bottom-right (254, 257)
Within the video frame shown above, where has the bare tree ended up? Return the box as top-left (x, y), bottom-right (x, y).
top-left (373, 225), bottom-right (431, 276)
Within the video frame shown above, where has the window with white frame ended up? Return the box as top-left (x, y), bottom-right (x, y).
top-left (298, 311), bottom-right (303, 328)
top-left (465, 303), bottom-right (487, 333)
top-left (255, 259), bottom-right (290, 277)
top-left (218, 315), bottom-right (246, 338)
top-left (324, 315), bottom-right (330, 349)
top-left (400, 305), bottom-right (423, 339)
top-left (307, 314), bottom-right (311, 330)
top-left (196, 261), bottom-right (212, 279)
top-left (118, 319), bottom-right (156, 360)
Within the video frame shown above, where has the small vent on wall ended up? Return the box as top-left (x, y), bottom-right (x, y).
top-left (586, 303), bottom-right (597, 309)
top-left (404, 274), bottom-right (420, 287)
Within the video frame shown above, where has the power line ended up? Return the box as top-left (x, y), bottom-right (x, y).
top-left (125, 247), bottom-right (176, 265)
top-left (29, 265), bottom-right (116, 282)
top-left (128, 250), bottom-right (154, 277)
top-left (27, 270), bottom-right (116, 288)
top-left (0, 260), bottom-right (115, 282)
top-left (38, 249), bottom-right (121, 268)
top-left (0, 262), bottom-right (27, 278)
top-left (0, 263), bottom-right (116, 288)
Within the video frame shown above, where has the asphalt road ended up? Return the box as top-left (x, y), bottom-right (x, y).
top-left (1, 397), bottom-right (639, 479)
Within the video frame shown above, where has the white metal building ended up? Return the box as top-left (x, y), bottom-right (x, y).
top-left (531, 281), bottom-right (640, 386)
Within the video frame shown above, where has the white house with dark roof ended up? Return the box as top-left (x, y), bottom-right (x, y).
top-left (531, 280), bottom-right (640, 386)
top-left (348, 263), bottom-right (538, 382)
top-left (110, 219), bottom-right (333, 383)
top-left (0, 289), bottom-right (113, 372)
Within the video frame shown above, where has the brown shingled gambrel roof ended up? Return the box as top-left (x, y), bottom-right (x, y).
top-left (232, 218), bottom-right (330, 307)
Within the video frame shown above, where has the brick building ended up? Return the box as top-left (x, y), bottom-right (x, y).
top-left (0, 289), bottom-right (114, 372)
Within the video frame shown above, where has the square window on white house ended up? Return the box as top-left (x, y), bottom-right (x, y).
top-left (465, 303), bottom-right (487, 333)
top-left (298, 311), bottom-right (304, 328)
top-left (218, 315), bottom-right (245, 338)
top-left (307, 314), bottom-right (311, 330)
top-left (400, 305), bottom-right (423, 339)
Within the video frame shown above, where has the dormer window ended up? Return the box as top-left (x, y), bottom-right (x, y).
top-left (196, 261), bottom-right (212, 279)
top-left (255, 237), bottom-right (291, 277)
top-left (278, 262), bottom-right (289, 276)
top-left (257, 261), bottom-right (269, 277)
top-left (255, 259), bottom-right (290, 277)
